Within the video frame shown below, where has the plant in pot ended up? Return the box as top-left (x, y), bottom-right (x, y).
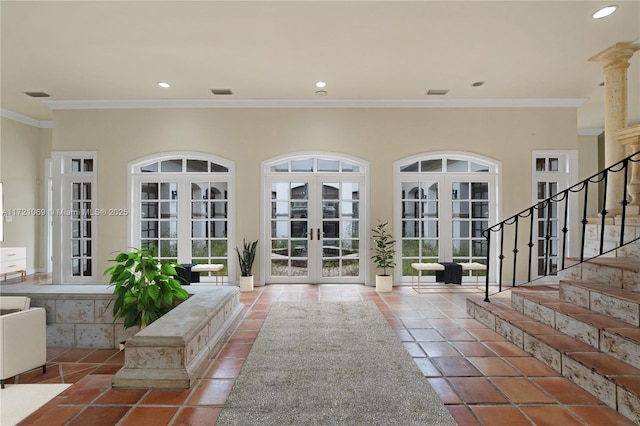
top-left (371, 221), bottom-right (396, 292)
top-left (236, 239), bottom-right (258, 292)
top-left (104, 247), bottom-right (190, 347)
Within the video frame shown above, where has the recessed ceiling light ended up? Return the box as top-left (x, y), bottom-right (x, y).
top-left (157, 81), bottom-right (171, 88)
top-left (315, 90), bottom-right (328, 96)
top-left (23, 91), bottom-right (50, 98)
top-left (426, 89), bottom-right (449, 96)
top-left (315, 81), bottom-right (327, 88)
top-left (593, 5), bottom-right (617, 19)
top-left (211, 89), bottom-right (233, 95)
top-left (472, 81), bottom-right (485, 87)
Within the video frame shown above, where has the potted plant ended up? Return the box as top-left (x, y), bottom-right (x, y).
top-left (236, 239), bottom-right (258, 292)
top-left (371, 221), bottom-right (396, 292)
top-left (104, 247), bottom-right (190, 332)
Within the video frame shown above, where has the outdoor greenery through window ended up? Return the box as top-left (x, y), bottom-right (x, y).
top-left (396, 154), bottom-right (497, 282)
top-left (132, 155), bottom-right (233, 282)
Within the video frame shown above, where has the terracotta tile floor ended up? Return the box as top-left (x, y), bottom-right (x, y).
top-left (6, 283), bottom-right (637, 425)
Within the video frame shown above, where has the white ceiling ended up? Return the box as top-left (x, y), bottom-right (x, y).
top-left (1, 1), bottom-right (639, 130)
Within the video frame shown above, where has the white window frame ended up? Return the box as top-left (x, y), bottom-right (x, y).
top-left (128, 152), bottom-right (236, 283)
top-left (532, 150), bottom-right (578, 279)
top-left (51, 151), bottom-right (98, 283)
top-left (261, 152), bottom-right (370, 284)
top-left (394, 151), bottom-right (502, 285)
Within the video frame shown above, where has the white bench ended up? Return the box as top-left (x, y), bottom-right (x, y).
top-left (411, 262), bottom-right (487, 292)
top-left (457, 262), bottom-right (487, 286)
top-left (411, 263), bottom-right (445, 292)
top-left (191, 264), bottom-right (224, 285)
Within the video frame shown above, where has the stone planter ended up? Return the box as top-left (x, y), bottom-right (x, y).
top-left (239, 276), bottom-right (254, 292)
top-left (375, 275), bottom-right (393, 292)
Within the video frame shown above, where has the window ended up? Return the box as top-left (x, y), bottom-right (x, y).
top-left (395, 153), bottom-right (499, 283)
top-left (130, 154), bottom-right (234, 282)
top-left (532, 151), bottom-right (577, 278)
top-left (52, 152), bottom-right (97, 283)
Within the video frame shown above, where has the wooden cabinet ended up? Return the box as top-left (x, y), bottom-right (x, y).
top-left (1, 247), bottom-right (26, 281)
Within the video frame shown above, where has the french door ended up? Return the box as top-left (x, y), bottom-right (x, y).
top-left (265, 175), bottom-right (365, 283)
top-left (395, 154), bottom-right (499, 284)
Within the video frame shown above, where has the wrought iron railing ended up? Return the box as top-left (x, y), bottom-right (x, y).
top-left (482, 150), bottom-right (640, 302)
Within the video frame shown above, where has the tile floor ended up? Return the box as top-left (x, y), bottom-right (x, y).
top-left (6, 282), bottom-right (636, 425)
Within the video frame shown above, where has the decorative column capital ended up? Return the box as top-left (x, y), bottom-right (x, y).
top-left (589, 42), bottom-right (640, 72)
top-left (616, 124), bottom-right (640, 146)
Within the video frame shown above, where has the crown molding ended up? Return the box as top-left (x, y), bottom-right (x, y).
top-left (1, 109), bottom-right (52, 129)
top-left (577, 128), bottom-right (604, 136)
top-left (43, 98), bottom-right (587, 110)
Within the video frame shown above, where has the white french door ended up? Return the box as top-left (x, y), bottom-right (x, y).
top-left (395, 154), bottom-right (499, 284)
top-left (265, 173), bottom-right (365, 284)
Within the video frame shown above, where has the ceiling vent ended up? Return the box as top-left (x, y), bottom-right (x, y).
top-left (426, 89), bottom-right (449, 96)
top-left (211, 89), bottom-right (233, 95)
top-left (24, 91), bottom-right (50, 98)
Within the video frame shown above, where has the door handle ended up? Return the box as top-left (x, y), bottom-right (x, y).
top-left (317, 228), bottom-right (321, 241)
top-left (309, 229), bottom-right (313, 240)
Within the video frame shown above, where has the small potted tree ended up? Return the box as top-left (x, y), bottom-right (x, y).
top-left (236, 239), bottom-right (258, 292)
top-left (371, 221), bottom-right (396, 292)
top-left (104, 247), bottom-right (190, 333)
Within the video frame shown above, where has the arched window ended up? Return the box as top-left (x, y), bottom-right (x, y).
top-left (129, 153), bottom-right (235, 282)
top-left (394, 152), bottom-right (500, 283)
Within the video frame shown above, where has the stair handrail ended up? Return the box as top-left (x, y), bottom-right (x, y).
top-left (482, 150), bottom-right (640, 302)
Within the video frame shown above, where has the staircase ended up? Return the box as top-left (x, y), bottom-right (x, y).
top-left (467, 222), bottom-right (640, 424)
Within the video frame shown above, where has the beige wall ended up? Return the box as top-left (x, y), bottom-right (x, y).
top-left (50, 106), bottom-right (578, 283)
top-left (578, 134), bottom-right (602, 218)
top-left (0, 117), bottom-right (51, 272)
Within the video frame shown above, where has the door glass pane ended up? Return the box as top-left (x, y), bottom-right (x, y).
top-left (421, 160), bottom-right (442, 172)
top-left (186, 160), bottom-right (208, 172)
top-left (536, 181), bottom-right (560, 276)
top-left (291, 158), bottom-right (313, 172)
top-left (141, 162), bottom-right (158, 173)
top-left (471, 162), bottom-right (489, 172)
top-left (320, 181), bottom-right (361, 280)
top-left (447, 159), bottom-right (468, 172)
top-left (270, 181), bottom-right (311, 279)
top-left (318, 159), bottom-right (339, 172)
top-left (161, 159), bottom-right (182, 172)
top-left (400, 162), bottom-right (418, 172)
top-left (211, 162), bottom-right (229, 173)
top-left (341, 162), bottom-right (360, 172)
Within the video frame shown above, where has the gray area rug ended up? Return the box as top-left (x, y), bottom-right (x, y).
top-left (217, 301), bottom-right (456, 425)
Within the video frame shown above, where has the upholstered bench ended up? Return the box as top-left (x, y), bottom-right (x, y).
top-left (191, 264), bottom-right (224, 285)
top-left (411, 263), bottom-right (445, 292)
top-left (457, 262), bottom-right (487, 285)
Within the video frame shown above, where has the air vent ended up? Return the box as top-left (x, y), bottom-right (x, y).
top-left (211, 89), bottom-right (233, 95)
top-left (24, 91), bottom-right (50, 98)
top-left (426, 89), bottom-right (449, 96)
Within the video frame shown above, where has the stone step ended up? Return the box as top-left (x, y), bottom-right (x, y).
top-left (511, 287), bottom-right (640, 370)
top-left (562, 257), bottom-right (640, 293)
top-left (467, 296), bottom-right (640, 424)
top-left (581, 223), bottom-right (640, 258)
top-left (559, 279), bottom-right (640, 326)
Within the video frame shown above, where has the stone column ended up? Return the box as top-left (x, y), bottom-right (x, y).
top-left (589, 42), bottom-right (640, 214)
top-left (617, 124), bottom-right (640, 214)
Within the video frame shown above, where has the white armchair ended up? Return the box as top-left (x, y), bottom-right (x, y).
top-left (0, 296), bottom-right (47, 388)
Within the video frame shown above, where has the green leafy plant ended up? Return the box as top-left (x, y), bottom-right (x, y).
top-left (104, 247), bottom-right (189, 329)
top-left (236, 239), bottom-right (258, 277)
top-left (371, 221), bottom-right (396, 276)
